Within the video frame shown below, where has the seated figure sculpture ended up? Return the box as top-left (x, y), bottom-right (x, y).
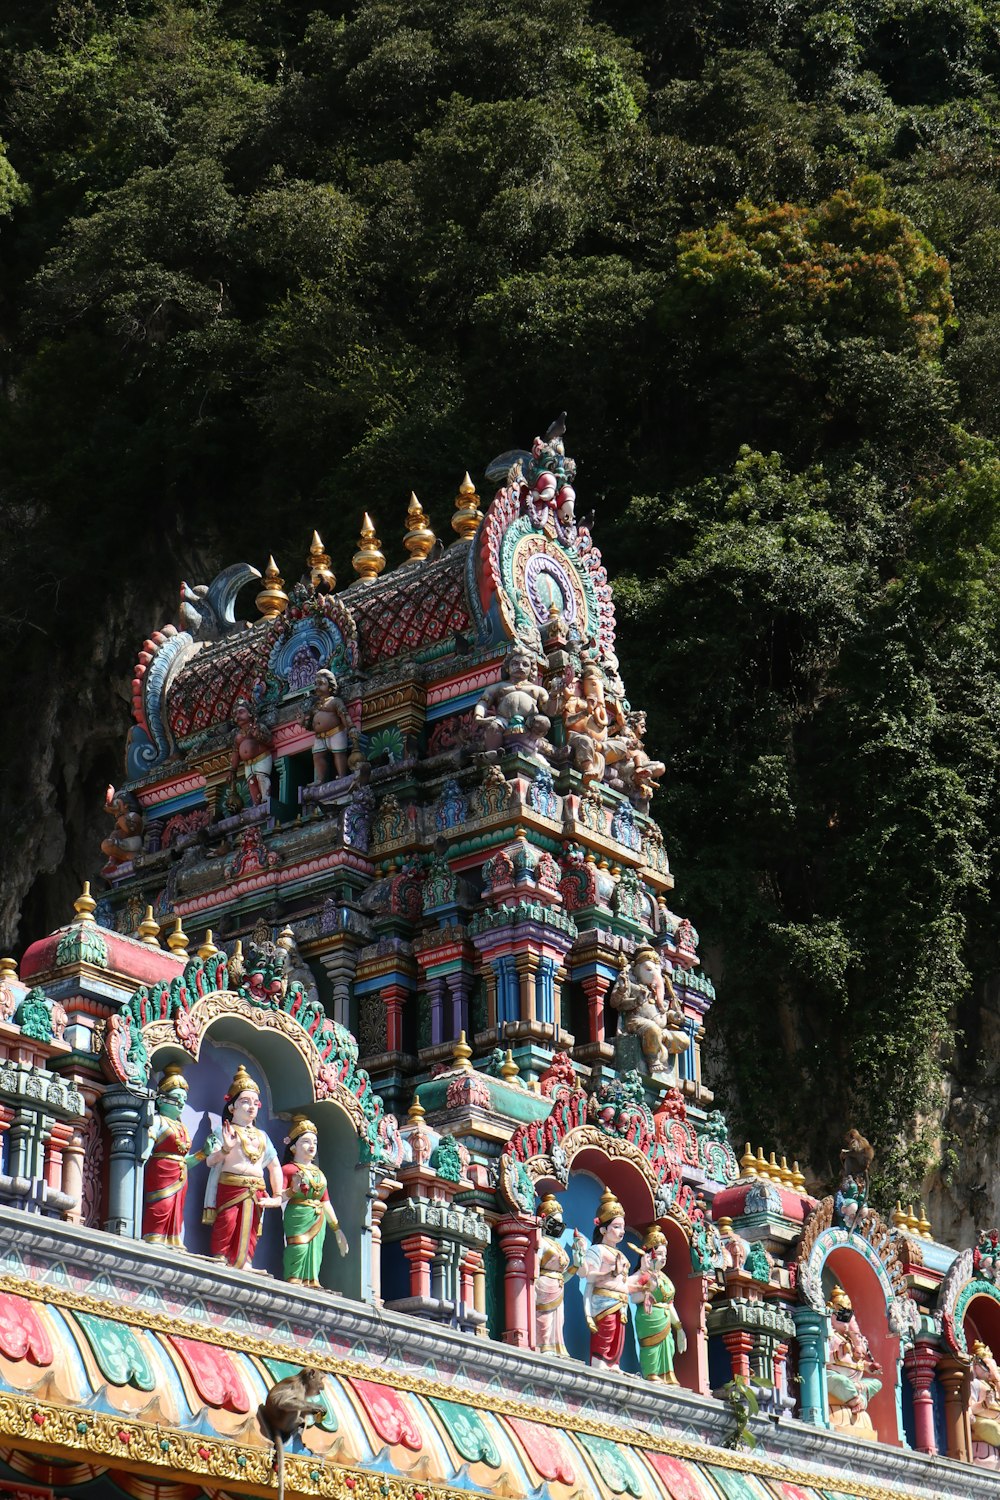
top-left (969, 1340), bottom-right (1000, 1469)
top-left (475, 641), bottom-right (551, 753)
top-left (101, 785), bottom-right (143, 867)
top-left (825, 1285), bottom-right (882, 1439)
top-left (581, 1188), bottom-right (631, 1372)
top-left (628, 1226), bottom-right (686, 1383)
top-left (203, 1066), bottom-right (283, 1269)
top-left (609, 945), bottom-right (688, 1075)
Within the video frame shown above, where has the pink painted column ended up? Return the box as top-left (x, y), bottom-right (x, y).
top-left (401, 1234), bottom-right (436, 1300)
top-left (497, 1216), bottom-right (538, 1348)
top-left (904, 1343), bottom-right (940, 1454)
top-left (581, 974), bottom-right (609, 1044)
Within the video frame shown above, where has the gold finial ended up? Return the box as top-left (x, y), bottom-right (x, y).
top-left (166, 917), bottom-right (189, 957)
top-left (768, 1151), bottom-right (780, 1180)
top-left (918, 1203), bottom-right (932, 1240)
top-left (452, 1030), bottom-right (473, 1073)
top-left (0, 956), bottom-right (17, 980)
top-left (791, 1161), bottom-right (806, 1191)
top-left (755, 1147), bottom-right (768, 1178)
top-left (408, 1092), bottom-right (426, 1124)
top-left (256, 556), bottom-right (288, 618)
top-left (73, 881), bottom-right (97, 924)
top-left (500, 1048), bottom-right (520, 1083)
top-left (779, 1154), bottom-right (792, 1187)
top-left (138, 906), bottom-right (161, 946)
top-left (740, 1143), bottom-right (757, 1179)
top-left (352, 512), bottom-right (386, 581)
top-left (277, 925), bottom-right (295, 952)
top-left (892, 1201), bottom-right (907, 1229)
top-left (451, 472), bottom-right (483, 541)
top-left (403, 492), bottom-right (436, 561)
top-left (307, 530), bottom-right (336, 593)
top-left (717, 1215), bottom-right (733, 1234)
top-left (196, 930), bottom-right (219, 960)
top-left (906, 1203), bottom-right (920, 1234)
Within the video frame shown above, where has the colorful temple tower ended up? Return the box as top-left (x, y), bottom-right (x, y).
top-left (1, 422), bottom-right (999, 1500)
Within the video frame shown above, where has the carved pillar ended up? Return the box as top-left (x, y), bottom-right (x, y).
top-left (515, 955), bottom-right (539, 1026)
top-left (903, 1343), bottom-right (939, 1454)
top-left (101, 1086), bottom-right (149, 1237)
top-left (44, 1120), bottom-right (70, 1192)
top-left (793, 1306), bottom-right (829, 1428)
top-left (6, 1104), bottom-right (36, 1181)
top-left (429, 978), bottom-right (446, 1047)
top-left (401, 1233), bottom-right (436, 1301)
top-left (368, 1178), bottom-right (398, 1305)
top-left (446, 973), bottom-right (468, 1041)
top-left (382, 984), bottom-right (407, 1054)
top-left (938, 1354), bottom-right (971, 1463)
top-left (580, 974), bottom-right (609, 1045)
top-left (472, 1254), bottom-right (488, 1337)
top-left (61, 1126), bottom-right (85, 1224)
top-left (459, 1248), bottom-right (479, 1313)
top-left (496, 1216), bottom-right (537, 1348)
top-left (722, 1330), bottom-right (754, 1382)
top-left (484, 968), bottom-right (498, 1033)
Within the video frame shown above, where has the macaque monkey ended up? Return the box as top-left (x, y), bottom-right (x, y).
top-left (258, 1367), bottom-right (328, 1500)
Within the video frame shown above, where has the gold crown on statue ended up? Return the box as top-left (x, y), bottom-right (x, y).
top-left (642, 1226), bottom-right (667, 1252)
top-left (973, 1340), bottom-right (994, 1361)
top-left (159, 1063), bottom-right (188, 1093)
top-left (286, 1115), bottom-right (318, 1145)
top-left (539, 1193), bottom-right (562, 1219)
top-left (225, 1064), bottom-right (260, 1102)
top-left (594, 1187), bottom-right (625, 1227)
top-left (828, 1284), bottom-right (852, 1311)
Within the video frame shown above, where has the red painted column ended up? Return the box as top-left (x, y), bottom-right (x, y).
top-left (581, 975), bottom-right (609, 1045)
top-left (401, 1234), bottom-right (436, 1300)
top-left (722, 1330), bottom-right (755, 1381)
top-left (382, 984), bottom-right (407, 1053)
top-left (497, 1217), bottom-right (538, 1348)
top-left (904, 1343), bottom-right (940, 1454)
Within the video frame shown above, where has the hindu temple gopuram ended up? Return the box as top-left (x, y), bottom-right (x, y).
top-left (1, 422), bottom-right (999, 1500)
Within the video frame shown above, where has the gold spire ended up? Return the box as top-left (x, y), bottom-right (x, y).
top-left (307, 530), bottom-right (336, 592)
top-left (196, 930), bottom-right (219, 960)
top-left (500, 1048), bottom-right (520, 1084)
top-left (892, 1201), bottom-right (907, 1230)
top-left (352, 513), bottom-right (386, 581)
top-left (403, 492), bottom-right (436, 561)
top-left (740, 1143), bottom-right (757, 1179)
top-left (0, 957), bottom-right (17, 980)
top-left (138, 907), bottom-right (161, 946)
top-left (408, 1092), bottom-right (426, 1124)
top-left (791, 1161), bottom-right (806, 1192)
top-left (256, 556), bottom-right (288, 618)
top-left (166, 917), bottom-right (189, 957)
top-left (451, 472), bottom-right (483, 541)
top-left (73, 881), bottom-right (97, 924)
top-left (918, 1203), bottom-right (933, 1240)
top-left (452, 1030), bottom-right (473, 1073)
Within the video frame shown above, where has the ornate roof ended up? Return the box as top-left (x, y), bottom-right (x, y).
top-left (345, 547), bottom-right (472, 664)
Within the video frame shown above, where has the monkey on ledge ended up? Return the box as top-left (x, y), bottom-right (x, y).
top-left (259, 1367), bottom-right (328, 1500)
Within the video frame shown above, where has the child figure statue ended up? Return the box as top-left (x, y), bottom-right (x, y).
top-left (203, 1066), bottom-right (283, 1269)
top-left (281, 1116), bottom-right (348, 1287)
top-left (141, 1065), bottom-right (211, 1248)
top-left (627, 1226), bottom-right (686, 1384)
top-left (581, 1188), bottom-right (631, 1371)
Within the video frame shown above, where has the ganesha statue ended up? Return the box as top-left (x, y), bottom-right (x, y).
top-left (609, 945), bottom-right (688, 1076)
top-left (825, 1285), bottom-right (882, 1440)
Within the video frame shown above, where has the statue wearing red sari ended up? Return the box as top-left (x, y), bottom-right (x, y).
top-left (141, 1065), bottom-right (207, 1248)
top-left (203, 1066), bottom-right (282, 1269)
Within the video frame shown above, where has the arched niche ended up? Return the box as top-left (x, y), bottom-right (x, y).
top-left (535, 1140), bottom-right (705, 1392)
top-left (961, 1285), bottom-right (1000, 1357)
top-left (144, 993), bottom-right (375, 1299)
top-left (822, 1243), bottom-right (903, 1446)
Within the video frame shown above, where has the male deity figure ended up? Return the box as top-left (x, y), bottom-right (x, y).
top-left (203, 1066), bottom-right (283, 1269)
top-left (229, 699), bottom-right (274, 806)
top-left (609, 945), bottom-right (689, 1075)
top-left (141, 1065), bottom-right (210, 1248)
top-left (101, 785), bottom-right (143, 866)
top-left (305, 668), bottom-right (351, 783)
top-left (825, 1284), bottom-right (882, 1439)
top-left (534, 1193), bottom-right (587, 1357)
top-left (474, 642), bottom-right (551, 752)
top-left (581, 1188), bottom-right (631, 1371)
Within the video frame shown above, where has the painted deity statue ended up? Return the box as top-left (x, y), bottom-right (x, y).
top-left (609, 945), bottom-right (688, 1075)
top-left (605, 708), bottom-right (666, 809)
top-left (628, 1226), bottom-right (686, 1384)
top-left (101, 785), bottom-right (143, 867)
top-left (534, 1193), bottom-right (587, 1357)
top-left (305, 668), bottom-right (350, 784)
top-left (141, 1065), bottom-right (211, 1248)
top-left (474, 643), bottom-right (551, 752)
top-left (556, 661), bottom-right (608, 784)
top-left (825, 1285), bottom-right (882, 1440)
top-left (281, 1116), bottom-right (348, 1287)
top-left (203, 1066), bottom-right (282, 1269)
top-left (581, 1188), bottom-right (631, 1371)
top-left (229, 699), bottom-right (274, 806)
top-left (969, 1340), bottom-right (1000, 1468)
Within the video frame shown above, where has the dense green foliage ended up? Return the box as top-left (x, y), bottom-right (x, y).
top-left (4, 0), bottom-right (1000, 1197)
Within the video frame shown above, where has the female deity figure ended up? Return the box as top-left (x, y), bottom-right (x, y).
top-left (581, 1188), bottom-right (631, 1371)
top-left (203, 1066), bottom-right (283, 1269)
top-left (534, 1193), bottom-right (587, 1356)
top-left (627, 1227), bottom-right (686, 1383)
top-left (969, 1340), bottom-right (1000, 1468)
top-left (824, 1285), bottom-right (882, 1439)
top-left (141, 1065), bottom-right (209, 1248)
top-left (281, 1116), bottom-right (348, 1287)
